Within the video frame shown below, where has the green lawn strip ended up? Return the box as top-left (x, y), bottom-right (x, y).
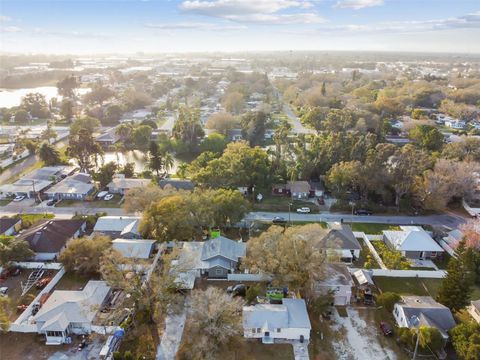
top-left (0, 199), bottom-right (12, 206)
top-left (350, 223), bottom-right (400, 235)
top-left (14, 213), bottom-right (54, 228)
top-left (54, 272), bottom-right (91, 291)
top-left (373, 277), bottom-right (443, 297)
top-left (55, 194), bottom-right (123, 208)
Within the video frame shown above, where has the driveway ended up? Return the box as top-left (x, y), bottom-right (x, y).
top-left (156, 301), bottom-right (187, 360)
top-left (330, 308), bottom-right (399, 360)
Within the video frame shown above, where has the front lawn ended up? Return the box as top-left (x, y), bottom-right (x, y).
top-left (55, 194), bottom-right (123, 208)
top-left (213, 339), bottom-right (294, 360)
top-left (374, 277), bottom-right (443, 297)
top-left (0, 199), bottom-right (11, 206)
top-left (13, 213), bottom-right (54, 228)
top-left (253, 195), bottom-right (318, 213)
top-left (350, 223), bottom-right (400, 235)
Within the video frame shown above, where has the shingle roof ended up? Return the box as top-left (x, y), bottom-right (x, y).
top-left (322, 223), bottom-right (361, 251)
top-left (16, 219), bottom-right (85, 253)
top-left (34, 280), bottom-right (110, 332)
top-left (44, 173), bottom-right (94, 196)
top-left (0, 217), bottom-right (20, 235)
top-left (399, 296), bottom-right (456, 337)
top-left (200, 236), bottom-right (246, 262)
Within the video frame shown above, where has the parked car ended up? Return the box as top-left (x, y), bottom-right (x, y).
top-left (104, 194), bottom-right (114, 201)
top-left (354, 209), bottom-right (373, 216)
top-left (13, 195), bottom-right (25, 202)
top-left (272, 216), bottom-right (287, 224)
top-left (296, 207), bottom-right (311, 213)
top-left (379, 321), bottom-right (393, 336)
top-left (97, 191), bottom-right (108, 199)
top-left (227, 284), bottom-right (247, 297)
top-left (46, 199), bottom-right (58, 206)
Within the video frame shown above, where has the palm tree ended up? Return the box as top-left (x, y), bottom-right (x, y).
top-left (176, 162), bottom-right (189, 179)
top-left (162, 151), bottom-right (174, 175)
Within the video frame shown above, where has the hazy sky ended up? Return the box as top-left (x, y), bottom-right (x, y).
top-left (1, 0), bottom-right (479, 54)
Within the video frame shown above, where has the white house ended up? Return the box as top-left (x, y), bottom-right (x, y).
top-left (0, 217), bottom-right (21, 236)
top-left (314, 263), bottom-right (353, 306)
top-left (243, 298), bottom-right (311, 344)
top-left (445, 119), bottom-right (466, 129)
top-left (383, 226), bottom-right (444, 260)
top-left (467, 300), bottom-right (480, 324)
top-left (93, 216), bottom-right (142, 239)
top-left (33, 281), bottom-right (111, 345)
top-left (393, 296), bottom-right (456, 341)
top-left (107, 175), bottom-right (150, 195)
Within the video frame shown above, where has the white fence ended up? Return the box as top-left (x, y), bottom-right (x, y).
top-left (227, 273), bottom-right (272, 282)
top-left (371, 269), bottom-right (447, 278)
top-left (462, 199), bottom-right (480, 217)
top-left (354, 232), bottom-right (387, 270)
top-left (13, 262), bottom-right (63, 270)
top-left (10, 267), bottom-right (66, 333)
top-left (439, 239), bottom-right (457, 258)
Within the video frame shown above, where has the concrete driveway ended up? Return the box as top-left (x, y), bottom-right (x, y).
top-left (156, 300), bottom-right (187, 360)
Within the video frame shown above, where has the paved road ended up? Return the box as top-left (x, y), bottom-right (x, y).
top-left (245, 211), bottom-right (466, 229)
top-left (282, 103), bottom-right (315, 135)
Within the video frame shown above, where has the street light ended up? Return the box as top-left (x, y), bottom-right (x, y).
top-left (410, 315), bottom-right (420, 360)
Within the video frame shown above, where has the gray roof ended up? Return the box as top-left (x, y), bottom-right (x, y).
top-left (107, 178), bottom-right (150, 190)
top-left (383, 227), bottom-right (443, 252)
top-left (399, 296), bottom-right (456, 337)
top-left (200, 236), bottom-right (246, 262)
top-left (93, 216), bottom-right (141, 237)
top-left (158, 179), bottom-right (195, 190)
top-left (44, 173), bottom-right (94, 196)
top-left (243, 298), bottom-right (311, 331)
top-left (112, 239), bottom-right (156, 259)
top-left (0, 217), bottom-right (21, 234)
top-left (317, 263), bottom-right (353, 286)
top-left (472, 299), bottom-right (480, 311)
top-left (322, 223), bottom-right (361, 251)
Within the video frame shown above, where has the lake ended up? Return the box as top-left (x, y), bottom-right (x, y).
top-left (0, 86), bottom-right (91, 108)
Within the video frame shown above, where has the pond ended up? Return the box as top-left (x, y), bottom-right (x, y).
top-left (101, 150), bottom-right (180, 174)
top-left (0, 86), bottom-right (91, 108)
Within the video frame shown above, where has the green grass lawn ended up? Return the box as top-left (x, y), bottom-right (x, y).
top-left (54, 272), bottom-right (92, 291)
top-left (253, 195), bottom-right (318, 213)
top-left (0, 199), bottom-right (12, 206)
top-left (14, 213), bottom-right (54, 228)
top-left (374, 277), bottom-right (443, 297)
top-left (350, 223), bottom-right (401, 235)
top-left (56, 194), bottom-right (123, 208)
top-left (354, 238), bottom-right (380, 268)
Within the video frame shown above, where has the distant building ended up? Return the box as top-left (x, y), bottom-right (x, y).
top-left (95, 128), bottom-right (120, 148)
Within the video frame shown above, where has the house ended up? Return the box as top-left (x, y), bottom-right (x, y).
top-left (95, 128), bottom-right (120, 148)
top-left (320, 223), bottom-right (361, 264)
top-left (393, 296), bottom-right (456, 342)
top-left (107, 175), bottom-right (150, 195)
top-left (243, 298), bottom-right (311, 343)
top-left (0, 166), bottom-right (73, 198)
top-left (445, 119), bottom-right (466, 129)
top-left (93, 216), bottom-right (142, 239)
top-left (314, 263), bottom-right (353, 306)
top-left (200, 236), bottom-right (246, 278)
top-left (158, 179), bottom-right (195, 191)
top-left (112, 238), bottom-right (156, 259)
top-left (272, 183), bottom-right (291, 196)
top-left (44, 173), bottom-right (95, 201)
top-left (33, 280), bottom-right (111, 345)
top-left (383, 226), bottom-right (444, 260)
top-left (16, 219), bottom-right (86, 261)
top-left (467, 300), bottom-right (480, 323)
top-left (0, 217), bottom-right (21, 236)
top-left (288, 181), bottom-right (311, 199)
top-left (227, 129), bottom-right (243, 141)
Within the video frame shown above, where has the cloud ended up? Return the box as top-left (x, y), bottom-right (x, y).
top-left (30, 28), bottom-right (112, 40)
top-left (315, 11), bottom-right (480, 33)
top-left (0, 26), bottom-right (21, 33)
top-left (335, 0), bottom-right (384, 10)
top-left (179, 0), bottom-right (323, 24)
top-left (144, 22), bottom-right (247, 31)
top-left (0, 15), bottom-right (12, 22)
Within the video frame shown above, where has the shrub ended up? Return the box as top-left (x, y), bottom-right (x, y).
top-left (377, 292), bottom-right (400, 312)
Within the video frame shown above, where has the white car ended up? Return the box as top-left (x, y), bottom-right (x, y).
top-left (13, 195), bottom-right (25, 202)
top-left (97, 191), bottom-right (109, 199)
top-left (104, 194), bottom-right (114, 201)
top-left (296, 207), bottom-right (311, 213)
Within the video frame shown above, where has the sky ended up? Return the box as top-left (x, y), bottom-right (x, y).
top-left (1, 0), bottom-right (479, 54)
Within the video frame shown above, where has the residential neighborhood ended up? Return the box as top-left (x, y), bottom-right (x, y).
top-left (1, 2), bottom-right (480, 359)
